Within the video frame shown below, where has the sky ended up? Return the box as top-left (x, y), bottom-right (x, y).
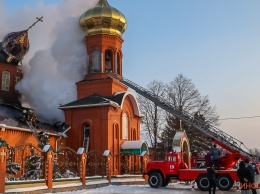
top-left (1, 0), bottom-right (260, 149)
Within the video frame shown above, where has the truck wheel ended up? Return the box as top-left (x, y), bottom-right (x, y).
top-left (216, 175), bottom-right (234, 191)
top-left (196, 175), bottom-right (210, 191)
top-left (161, 178), bottom-right (170, 187)
top-left (148, 172), bottom-right (163, 188)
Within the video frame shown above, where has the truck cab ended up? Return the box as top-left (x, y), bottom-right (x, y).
top-left (146, 151), bottom-right (188, 188)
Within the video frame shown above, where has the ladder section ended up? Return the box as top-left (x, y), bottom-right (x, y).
top-left (26, 121), bottom-right (41, 145)
top-left (83, 125), bottom-right (90, 153)
top-left (109, 73), bottom-right (253, 159)
top-left (83, 137), bottom-right (89, 153)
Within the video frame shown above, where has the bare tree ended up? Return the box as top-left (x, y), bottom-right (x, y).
top-left (164, 74), bottom-right (219, 152)
top-left (138, 80), bottom-right (166, 150)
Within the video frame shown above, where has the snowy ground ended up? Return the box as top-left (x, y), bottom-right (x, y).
top-left (49, 183), bottom-right (240, 194)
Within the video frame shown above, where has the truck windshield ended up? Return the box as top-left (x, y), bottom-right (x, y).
top-left (167, 156), bottom-right (176, 162)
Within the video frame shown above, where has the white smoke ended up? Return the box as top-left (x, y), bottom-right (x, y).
top-left (1, 0), bottom-right (98, 123)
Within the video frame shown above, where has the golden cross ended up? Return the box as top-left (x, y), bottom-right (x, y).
top-left (27, 16), bottom-right (43, 31)
top-left (0, 149), bottom-right (6, 163)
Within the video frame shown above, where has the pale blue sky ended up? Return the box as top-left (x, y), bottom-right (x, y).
top-left (2, 0), bottom-right (260, 149)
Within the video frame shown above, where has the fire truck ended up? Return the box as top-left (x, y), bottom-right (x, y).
top-left (109, 73), bottom-right (255, 191)
top-left (145, 144), bottom-right (241, 191)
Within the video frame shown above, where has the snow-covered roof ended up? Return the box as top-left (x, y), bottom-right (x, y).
top-left (121, 140), bottom-right (146, 149)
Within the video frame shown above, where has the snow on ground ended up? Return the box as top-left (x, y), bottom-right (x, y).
top-left (51, 183), bottom-right (239, 194)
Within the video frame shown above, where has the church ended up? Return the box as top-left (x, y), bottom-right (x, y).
top-left (0, 0), bottom-right (149, 176)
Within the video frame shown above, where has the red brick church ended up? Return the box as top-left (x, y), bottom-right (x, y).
top-left (59, 0), bottom-right (149, 175)
top-left (0, 0), bottom-right (149, 176)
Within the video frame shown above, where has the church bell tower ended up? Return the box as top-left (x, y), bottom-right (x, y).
top-left (77, 0), bottom-right (127, 98)
top-left (61, 0), bottom-right (145, 175)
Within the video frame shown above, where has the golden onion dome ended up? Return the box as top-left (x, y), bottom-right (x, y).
top-left (2, 30), bottom-right (30, 62)
top-left (79, 0), bottom-right (127, 37)
top-left (1, 17), bottom-right (43, 63)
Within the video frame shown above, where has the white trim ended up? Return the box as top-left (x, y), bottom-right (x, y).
top-left (120, 91), bottom-right (143, 117)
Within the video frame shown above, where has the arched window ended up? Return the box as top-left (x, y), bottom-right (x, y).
top-left (105, 49), bottom-right (113, 72)
top-left (122, 113), bottom-right (128, 140)
top-left (1, 71), bottom-right (10, 91)
top-left (83, 123), bottom-right (90, 152)
top-left (90, 48), bottom-right (101, 73)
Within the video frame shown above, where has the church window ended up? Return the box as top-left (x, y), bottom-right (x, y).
top-left (122, 113), bottom-right (128, 140)
top-left (83, 123), bottom-right (90, 153)
top-left (105, 49), bottom-right (113, 72)
top-left (1, 71), bottom-right (10, 91)
top-left (90, 48), bottom-right (101, 73)
top-left (15, 75), bottom-right (20, 85)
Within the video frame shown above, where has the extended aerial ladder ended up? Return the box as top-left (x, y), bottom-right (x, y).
top-left (109, 73), bottom-right (253, 168)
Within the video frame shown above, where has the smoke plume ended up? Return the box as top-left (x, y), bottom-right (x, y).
top-left (0, 0), bottom-right (98, 123)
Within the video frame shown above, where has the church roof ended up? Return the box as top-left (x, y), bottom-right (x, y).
top-left (59, 92), bottom-right (126, 110)
top-left (0, 103), bottom-right (68, 135)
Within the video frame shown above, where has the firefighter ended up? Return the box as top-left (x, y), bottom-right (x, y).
top-left (22, 110), bottom-right (27, 122)
top-left (31, 112), bottom-right (37, 128)
top-left (207, 162), bottom-right (217, 194)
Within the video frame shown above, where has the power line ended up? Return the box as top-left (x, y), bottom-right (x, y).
top-left (219, 116), bottom-right (260, 120)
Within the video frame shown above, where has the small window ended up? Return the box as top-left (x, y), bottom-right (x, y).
top-left (1, 71), bottom-right (10, 91)
top-left (15, 75), bottom-right (20, 85)
top-left (105, 49), bottom-right (112, 72)
top-left (83, 123), bottom-right (90, 152)
top-left (122, 113), bottom-right (128, 139)
top-left (168, 156), bottom-right (176, 162)
top-left (91, 48), bottom-right (101, 73)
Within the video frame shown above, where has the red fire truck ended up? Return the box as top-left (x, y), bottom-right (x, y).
top-left (145, 142), bottom-right (243, 191)
top-left (110, 73), bottom-right (255, 191)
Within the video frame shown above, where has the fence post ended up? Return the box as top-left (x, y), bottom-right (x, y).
top-left (43, 145), bottom-right (54, 189)
top-left (103, 150), bottom-right (111, 183)
top-left (0, 139), bottom-right (8, 193)
top-left (107, 155), bottom-right (112, 182)
top-left (77, 148), bottom-right (87, 185)
top-left (140, 151), bottom-right (149, 182)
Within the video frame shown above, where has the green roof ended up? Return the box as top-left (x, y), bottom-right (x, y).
top-left (121, 140), bottom-right (149, 155)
